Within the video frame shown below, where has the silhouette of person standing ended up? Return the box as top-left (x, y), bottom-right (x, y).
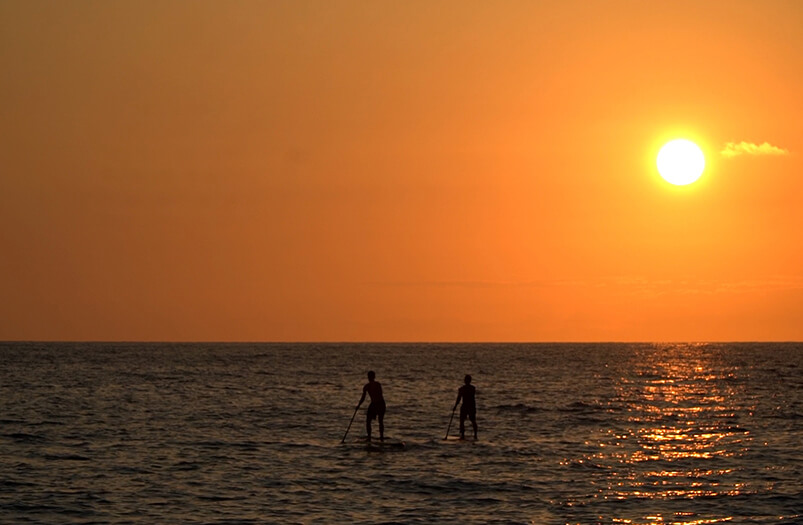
top-left (454, 374), bottom-right (477, 439)
top-left (356, 370), bottom-right (385, 441)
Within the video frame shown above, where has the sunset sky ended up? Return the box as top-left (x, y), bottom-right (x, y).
top-left (1, 1), bottom-right (801, 342)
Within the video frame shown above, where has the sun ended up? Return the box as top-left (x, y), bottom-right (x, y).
top-left (656, 139), bottom-right (705, 186)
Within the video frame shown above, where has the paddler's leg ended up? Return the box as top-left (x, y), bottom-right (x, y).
top-left (378, 404), bottom-right (385, 440)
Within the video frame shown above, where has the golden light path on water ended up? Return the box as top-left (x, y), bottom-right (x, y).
top-left (561, 343), bottom-right (756, 524)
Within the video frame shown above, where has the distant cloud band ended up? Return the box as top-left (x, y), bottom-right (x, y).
top-left (367, 275), bottom-right (803, 296)
top-left (721, 141), bottom-right (789, 158)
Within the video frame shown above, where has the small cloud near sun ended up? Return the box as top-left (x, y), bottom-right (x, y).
top-left (721, 141), bottom-right (789, 158)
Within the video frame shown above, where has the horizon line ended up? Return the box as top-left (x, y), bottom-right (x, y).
top-left (2, 340), bottom-right (801, 345)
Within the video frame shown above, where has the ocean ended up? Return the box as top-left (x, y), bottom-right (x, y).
top-left (1, 342), bottom-right (801, 524)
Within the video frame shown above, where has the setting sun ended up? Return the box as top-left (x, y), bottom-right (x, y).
top-left (656, 139), bottom-right (706, 186)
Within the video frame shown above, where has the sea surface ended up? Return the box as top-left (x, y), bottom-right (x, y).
top-left (1, 342), bottom-right (802, 524)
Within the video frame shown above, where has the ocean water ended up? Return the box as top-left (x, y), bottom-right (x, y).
top-left (1, 342), bottom-right (801, 524)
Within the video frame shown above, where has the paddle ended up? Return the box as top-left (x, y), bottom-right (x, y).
top-left (444, 405), bottom-right (456, 440)
top-left (341, 405), bottom-right (360, 443)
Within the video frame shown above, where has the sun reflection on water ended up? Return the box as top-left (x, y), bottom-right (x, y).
top-left (566, 343), bottom-right (756, 524)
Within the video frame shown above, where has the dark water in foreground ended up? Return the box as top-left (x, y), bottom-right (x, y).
top-left (1, 342), bottom-right (802, 524)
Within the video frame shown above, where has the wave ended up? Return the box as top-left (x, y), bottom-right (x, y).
top-left (43, 453), bottom-right (92, 461)
top-left (559, 400), bottom-right (607, 412)
top-left (493, 403), bottom-right (544, 414)
top-left (4, 432), bottom-right (47, 443)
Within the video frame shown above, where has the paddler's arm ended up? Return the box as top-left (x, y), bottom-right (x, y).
top-left (454, 389), bottom-right (462, 410)
top-left (356, 388), bottom-right (367, 410)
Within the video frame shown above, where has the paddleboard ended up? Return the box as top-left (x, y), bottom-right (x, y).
top-left (365, 440), bottom-right (405, 451)
top-left (443, 435), bottom-right (477, 443)
top-left (348, 437), bottom-right (406, 450)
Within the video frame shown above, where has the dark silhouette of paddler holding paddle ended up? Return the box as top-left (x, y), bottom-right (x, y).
top-left (454, 374), bottom-right (478, 440)
top-left (355, 370), bottom-right (385, 441)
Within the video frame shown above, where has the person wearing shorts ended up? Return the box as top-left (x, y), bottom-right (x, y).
top-left (454, 374), bottom-right (477, 439)
top-left (356, 370), bottom-right (385, 441)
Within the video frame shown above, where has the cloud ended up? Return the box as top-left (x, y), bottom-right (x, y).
top-left (721, 141), bottom-right (789, 158)
top-left (367, 276), bottom-right (803, 296)
top-left (603, 275), bottom-right (803, 297)
top-left (366, 279), bottom-right (553, 288)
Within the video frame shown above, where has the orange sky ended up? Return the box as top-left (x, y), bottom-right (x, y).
top-left (1, 1), bottom-right (801, 342)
